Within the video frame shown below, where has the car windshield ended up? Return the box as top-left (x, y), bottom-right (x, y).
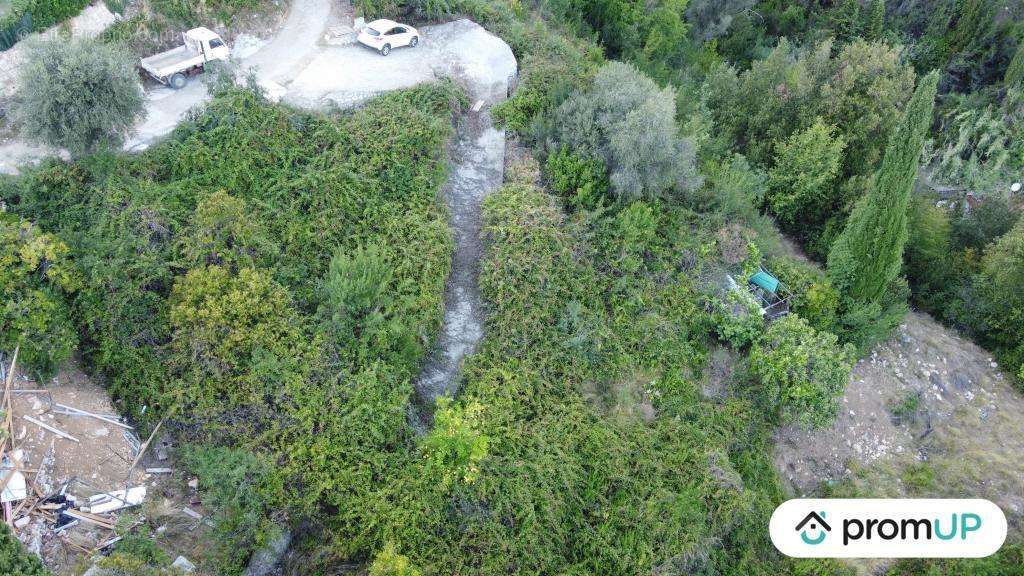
top-left (365, 27), bottom-right (381, 36)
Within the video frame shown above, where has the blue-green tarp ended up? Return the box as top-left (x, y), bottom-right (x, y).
top-left (749, 270), bottom-right (780, 294)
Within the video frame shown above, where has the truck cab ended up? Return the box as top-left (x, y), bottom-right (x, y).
top-left (184, 28), bottom-right (230, 62)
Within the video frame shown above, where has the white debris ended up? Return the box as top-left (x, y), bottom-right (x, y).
top-left (1, 449), bottom-right (27, 503)
top-left (172, 556), bottom-right (196, 573)
top-left (84, 486), bottom-right (146, 514)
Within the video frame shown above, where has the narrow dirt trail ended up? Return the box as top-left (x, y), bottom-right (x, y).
top-left (412, 103), bottom-right (506, 424)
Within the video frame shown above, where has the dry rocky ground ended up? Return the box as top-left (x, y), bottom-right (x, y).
top-left (775, 311), bottom-right (1024, 569)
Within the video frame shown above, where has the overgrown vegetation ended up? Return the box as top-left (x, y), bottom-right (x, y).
top-left (0, 214), bottom-right (80, 377)
top-left (0, 524), bottom-right (48, 575)
top-left (99, 0), bottom-right (279, 55)
top-left (1, 0), bottom-right (1021, 573)
top-left (0, 0), bottom-right (89, 50)
top-left (1, 80), bottom-right (463, 573)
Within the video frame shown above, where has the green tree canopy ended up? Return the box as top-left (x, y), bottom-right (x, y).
top-left (828, 71), bottom-right (940, 304)
top-left (971, 219), bottom-right (1024, 378)
top-left (865, 0), bottom-right (886, 41)
top-left (13, 36), bottom-right (144, 156)
top-left (552, 61), bottom-right (699, 202)
top-left (765, 119), bottom-right (846, 233)
top-left (750, 314), bottom-right (856, 428)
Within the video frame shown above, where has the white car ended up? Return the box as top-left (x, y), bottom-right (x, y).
top-left (357, 19), bottom-right (420, 56)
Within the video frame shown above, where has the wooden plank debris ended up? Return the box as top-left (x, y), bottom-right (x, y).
top-left (63, 509), bottom-right (116, 530)
top-left (50, 403), bottom-right (134, 429)
top-left (84, 486), bottom-right (146, 514)
top-left (23, 415), bottom-right (79, 443)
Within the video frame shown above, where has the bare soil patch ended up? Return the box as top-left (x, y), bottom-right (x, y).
top-left (775, 311), bottom-right (1024, 525)
top-left (2, 356), bottom-right (211, 575)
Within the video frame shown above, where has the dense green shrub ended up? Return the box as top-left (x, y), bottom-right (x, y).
top-left (369, 544), bottom-right (423, 576)
top-left (13, 36), bottom-right (144, 156)
top-left (970, 219), bottom-right (1024, 381)
top-left (1006, 42), bottom-right (1024, 87)
top-left (540, 0), bottom-right (697, 82)
top-left (951, 195), bottom-right (1020, 252)
top-left (864, 0), bottom-right (885, 41)
top-left (766, 256), bottom-right (840, 334)
top-left (180, 446), bottom-right (286, 574)
top-left (420, 397), bottom-right (489, 488)
top-left (904, 196), bottom-right (955, 313)
top-left (0, 0), bottom-right (89, 50)
top-left (544, 145), bottom-right (608, 209)
top-left (97, 534), bottom-right (176, 575)
top-left (322, 243), bottom-right (392, 331)
top-left (179, 191), bottom-right (274, 272)
top-left (887, 542), bottom-right (1024, 575)
top-left (0, 214), bottom-right (80, 376)
top-left (168, 265), bottom-right (312, 438)
top-left (552, 60), bottom-right (699, 201)
top-left (0, 523), bottom-right (48, 575)
top-left (710, 288), bottom-right (765, 348)
top-left (750, 314), bottom-right (856, 428)
top-left (765, 119), bottom-right (846, 234)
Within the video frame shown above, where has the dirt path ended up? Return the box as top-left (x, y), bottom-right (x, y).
top-left (280, 19), bottom-right (517, 419)
top-left (412, 102), bottom-right (506, 424)
top-left (775, 311), bottom-right (1024, 528)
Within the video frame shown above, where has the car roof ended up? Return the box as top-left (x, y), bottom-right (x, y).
top-left (367, 19), bottom-right (403, 30)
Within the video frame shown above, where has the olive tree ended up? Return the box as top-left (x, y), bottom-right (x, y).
top-left (552, 61), bottom-right (699, 202)
top-left (13, 36), bottom-right (144, 156)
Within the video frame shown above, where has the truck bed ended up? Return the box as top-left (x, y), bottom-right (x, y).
top-left (140, 44), bottom-right (201, 79)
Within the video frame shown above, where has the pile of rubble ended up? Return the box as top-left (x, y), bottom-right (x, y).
top-left (0, 348), bottom-right (199, 573)
top-left (323, 17), bottom-right (362, 46)
top-left (0, 348), bottom-right (148, 559)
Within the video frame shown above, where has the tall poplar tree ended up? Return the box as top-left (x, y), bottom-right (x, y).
top-left (1005, 41), bottom-right (1024, 87)
top-left (827, 71), bottom-right (939, 311)
top-left (865, 0), bottom-right (885, 40)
